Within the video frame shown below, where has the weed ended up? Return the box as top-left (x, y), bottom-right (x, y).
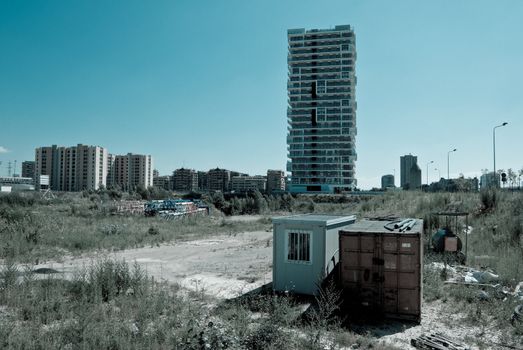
top-left (147, 225), bottom-right (160, 236)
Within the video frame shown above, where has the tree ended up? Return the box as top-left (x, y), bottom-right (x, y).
top-left (253, 190), bottom-right (268, 214)
top-left (507, 168), bottom-right (517, 189)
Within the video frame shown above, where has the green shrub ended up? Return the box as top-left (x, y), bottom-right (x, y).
top-left (480, 189), bottom-right (497, 211)
top-left (147, 226), bottom-right (160, 236)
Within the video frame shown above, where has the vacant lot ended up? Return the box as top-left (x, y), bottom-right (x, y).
top-left (38, 230), bottom-right (273, 299)
top-left (1, 190), bottom-right (522, 349)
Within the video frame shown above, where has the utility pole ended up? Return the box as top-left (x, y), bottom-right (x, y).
top-left (493, 122), bottom-right (508, 187)
top-left (426, 161), bottom-right (434, 185)
top-left (7, 161), bottom-right (12, 177)
top-left (447, 149), bottom-right (457, 180)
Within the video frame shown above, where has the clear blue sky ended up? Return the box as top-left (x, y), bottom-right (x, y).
top-left (1, 0), bottom-right (522, 189)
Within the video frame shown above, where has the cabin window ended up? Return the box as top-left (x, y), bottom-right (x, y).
top-left (286, 230), bottom-right (311, 263)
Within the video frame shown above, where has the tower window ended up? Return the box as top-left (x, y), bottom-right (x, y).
top-left (317, 107), bottom-right (326, 121)
top-left (316, 80), bottom-right (326, 94)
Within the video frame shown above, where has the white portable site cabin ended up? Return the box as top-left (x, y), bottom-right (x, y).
top-left (272, 214), bottom-right (356, 295)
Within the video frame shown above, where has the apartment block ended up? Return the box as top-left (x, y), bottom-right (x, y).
top-left (153, 175), bottom-right (172, 190)
top-left (35, 144), bottom-right (108, 191)
top-left (207, 168), bottom-right (231, 192)
top-left (197, 171), bottom-right (208, 191)
top-left (21, 161), bottom-right (35, 180)
top-left (173, 168), bottom-right (198, 192)
top-left (106, 154), bottom-right (115, 188)
top-left (113, 153), bottom-right (153, 191)
top-left (266, 170), bottom-right (286, 193)
top-left (400, 155), bottom-right (421, 190)
top-left (287, 25), bottom-right (357, 193)
top-left (231, 176), bottom-right (267, 193)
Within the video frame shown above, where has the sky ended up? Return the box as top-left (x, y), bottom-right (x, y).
top-left (1, 0), bottom-right (522, 189)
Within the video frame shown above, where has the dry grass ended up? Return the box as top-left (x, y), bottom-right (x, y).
top-left (0, 192), bottom-right (268, 263)
top-left (1, 189), bottom-right (522, 349)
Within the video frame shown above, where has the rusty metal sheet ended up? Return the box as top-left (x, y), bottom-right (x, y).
top-left (339, 219), bottom-right (423, 322)
top-left (444, 237), bottom-right (458, 252)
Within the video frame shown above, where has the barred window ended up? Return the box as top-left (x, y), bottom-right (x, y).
top-left (287, 231), bottom-right (311, 263)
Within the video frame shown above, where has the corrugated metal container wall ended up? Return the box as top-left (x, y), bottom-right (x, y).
top-left (339, 219), bottom-right (423, 322)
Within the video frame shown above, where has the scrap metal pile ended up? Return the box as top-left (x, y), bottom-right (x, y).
top-left (115, 200), bottom-right (146, 214)
top-left (144, 199), bottom-right (209, 219)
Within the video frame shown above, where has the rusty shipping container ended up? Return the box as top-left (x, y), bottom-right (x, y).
top-left (339, 219), bottom-right (423, 322)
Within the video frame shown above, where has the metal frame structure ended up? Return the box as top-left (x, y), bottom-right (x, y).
top-left (429, 211), bottom-right (469, 263)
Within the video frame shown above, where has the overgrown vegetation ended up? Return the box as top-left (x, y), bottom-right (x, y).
top-left (0, 192), bottom-right (268, 262)
top-left (1, 189), bottom-right (522, 348)
top-left (0, 260), bottom-right (397, 349)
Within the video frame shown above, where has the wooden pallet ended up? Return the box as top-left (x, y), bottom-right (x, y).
top-left (411, 332), bottom-right (469, 350)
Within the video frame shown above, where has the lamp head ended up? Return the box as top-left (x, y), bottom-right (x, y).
top-left (502, 122), bottom-right (508, 126)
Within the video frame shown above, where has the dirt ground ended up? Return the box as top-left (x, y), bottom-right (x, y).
top-left (360, 300), bottom-right (505, 349)
top-left (33, 229), bottom-right (508, 349)
top-left (38, 230), bottom-right (273, 299)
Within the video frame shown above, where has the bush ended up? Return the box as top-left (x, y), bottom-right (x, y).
top-left (0, 192), bottom-right (37, 207)
top-left (480, 189), bottom-right (497, 211)
top-left (147, 226), bottom-right (160, 236)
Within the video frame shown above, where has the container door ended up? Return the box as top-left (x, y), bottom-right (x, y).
top-left (382, 235), bottom-right (399, 314)
top-left (340, 233), bottom-right (381, 311)
top-left (397, 236), bottom-right (420, 316)
top-left (382, 234), bottom-right (420, 318)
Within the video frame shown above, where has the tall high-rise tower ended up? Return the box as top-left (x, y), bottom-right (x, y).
top-left (287, 25), bottom-right (357, 193)
top-left (400, 154), bottom-right (421, 190)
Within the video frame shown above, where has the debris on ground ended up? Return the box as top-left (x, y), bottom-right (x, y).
top-left (411, 332), bottom-right (469, 349)
top-left (514, 282), bottom-right (523, 301)
top-left (512, 304), bottom-right (523, 326)
top-left (428, 262), bottom-right (523, 303)
top-left (427, 262), bottom-right (499, 285)
top-left (464, 270), bottom-right (499, 284)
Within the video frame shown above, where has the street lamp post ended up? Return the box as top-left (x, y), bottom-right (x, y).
top-left (447, 149), bottom-right (457, 180)
top-left (426, 161), bottom-right (434, 185)
top-left (393, 169), bottom-right (396, 187)
top-left (493, 122), bottom-right (508, 187)
top-left (435, 168), bottom-right (441, 180)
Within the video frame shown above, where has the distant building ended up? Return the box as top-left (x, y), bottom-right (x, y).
top-left (287, 25), bottom-right (357, 193)
top-left (231, 176), bottom-right (267, 193)
top-left (429, 177), bottom-right (479, 192)
top-left (153, 175), bottom-right (172, 190)
top-left (21, 161), bottom-right (35, 180)
top-left (153, 169), bottom-right (159, 178)
top-left (381, 174), bottom-right (395, 189)
top-left (197, 171), bottom-right (208, 191)
top-left (208, 168), bottom-right (231, 192)
top-left (173, 168), bottom-right (198, 192)
top-left (267, 170), bottom-right (286, 193)
top-left (113, 153), bottom-right (153, 191)
top-left (0, 176), bottom-right (35, 191)
top-left (480, 172), bottom-right (499, 189)
top-left (35, 144), bottom-right (108, 191)
top-left (400, 155), bottom-right (421, 190)
top-left (106, 154), bottom-right (115, 188)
